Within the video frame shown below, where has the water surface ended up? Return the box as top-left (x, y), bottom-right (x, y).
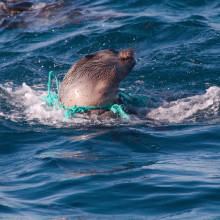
top-left (0, 0), bottom-right (220, 219)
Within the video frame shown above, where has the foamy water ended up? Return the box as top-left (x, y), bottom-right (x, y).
top-left (147, 86), bottom-right (220, 123)
top-left (1, 82), bottom-right (219, 127)
top-left (0, 82), bottom-right (133, 127)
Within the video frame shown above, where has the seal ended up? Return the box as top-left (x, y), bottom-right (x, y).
top-left (58, 49), bottom-right (136, 117)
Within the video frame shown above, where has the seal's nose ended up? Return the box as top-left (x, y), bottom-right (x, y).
top-left (118, 49), bottom-right (134, 60)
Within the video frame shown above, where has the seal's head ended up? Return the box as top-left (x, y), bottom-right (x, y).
top-left (71, 48), bottom-right (136, 84)
top-left (59, 48), bottom-right (136, 109)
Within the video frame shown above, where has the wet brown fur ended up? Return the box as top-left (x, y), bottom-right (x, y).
top-left (58, 49), bottom-right (136, 117)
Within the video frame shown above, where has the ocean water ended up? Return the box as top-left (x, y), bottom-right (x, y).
top-left (0, 0), bottom-right (220, 219)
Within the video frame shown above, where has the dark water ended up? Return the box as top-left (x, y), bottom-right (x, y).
top-left (1, 0), bottom-right (220, 219)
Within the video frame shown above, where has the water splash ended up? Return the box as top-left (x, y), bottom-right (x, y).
top-left (1, 83), bottom-right (219, 127)
top-left (0, 82), bottom-right (132, 127)
top-left (147, 86), bottom-right (220, 123)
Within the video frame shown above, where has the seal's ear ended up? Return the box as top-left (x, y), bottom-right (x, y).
top-left (84, 54), bottom-right (96, 59)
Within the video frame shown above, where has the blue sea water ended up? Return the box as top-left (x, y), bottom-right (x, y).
top-left (0, 0), bottom-right (220, 219)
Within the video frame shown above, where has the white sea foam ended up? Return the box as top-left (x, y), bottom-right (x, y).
top-left (147, 86), bottom-right (220, 123)
top-left (0, 83), bottom-right (128, 127)
top-left (1, 83), bottom-right (219, 127)
top-left (0, 82), bottom-right (90, 126)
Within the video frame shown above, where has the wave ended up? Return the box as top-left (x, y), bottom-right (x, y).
top-left (147, 86), bottom-right (220, 123)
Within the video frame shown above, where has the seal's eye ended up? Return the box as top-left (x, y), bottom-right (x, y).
top-left (84, 54), bottom-right (96, 59)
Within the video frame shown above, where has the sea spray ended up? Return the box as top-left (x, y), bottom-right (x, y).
top-left (147, 86), bottom-right (220, 123)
